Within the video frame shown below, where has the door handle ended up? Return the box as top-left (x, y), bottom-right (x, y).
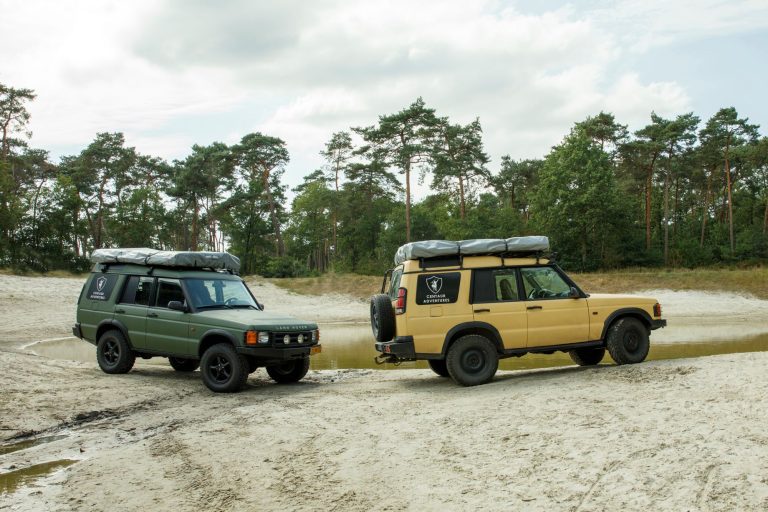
top-left (115, 309), bottom-right (125, 314)
top-left (147, 312), bottom-right (158, 318)
top-left (474, 308), bottom-right (491, 313)
top-left (526, 306), bottom-right (543, 310)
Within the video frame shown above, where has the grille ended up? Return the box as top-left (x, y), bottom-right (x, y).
top-left (270, 331), bottom-right (314, 345)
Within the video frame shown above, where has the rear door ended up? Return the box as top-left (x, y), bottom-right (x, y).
top-left (113, 275), bottom-right (153, 349)
top-left (471, 268), bottom-right (527, 349)
top-left (145, 278), bottom-right (193, 356)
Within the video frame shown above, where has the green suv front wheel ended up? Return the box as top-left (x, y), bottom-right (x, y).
top-left (97, 330), bottom-right (136, 374)
top-left (200, 343), bottom-right (249, 393)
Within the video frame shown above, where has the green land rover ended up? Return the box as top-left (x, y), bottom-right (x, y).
top-left (72, 249), bottom-right (321, 392)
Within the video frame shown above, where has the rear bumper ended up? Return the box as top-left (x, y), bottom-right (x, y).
top-left (375, 336), bottom-right (416, 359)
top-left (651, 319), bottom-right (667, 330)
top-left (236, 344), bottom-right (321, 361)
top-left (72, 323), bottom-right (82, 339)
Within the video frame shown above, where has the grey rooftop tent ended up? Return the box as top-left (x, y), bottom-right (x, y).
top-left (90, 248), bottom-right (241, 273)
top-left (394, 236), bottom-right (549, 265)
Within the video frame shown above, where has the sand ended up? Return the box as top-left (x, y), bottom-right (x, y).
top-left (1, 274), bottom-right (768, 511)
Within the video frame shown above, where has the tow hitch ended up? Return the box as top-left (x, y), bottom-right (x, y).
top-left (374, 354), bottom-right (402, 366)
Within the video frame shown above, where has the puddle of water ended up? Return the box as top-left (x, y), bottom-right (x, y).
top-left (0, 459), bottom-right (77, 495)
top-left (30, 326), bottom-right (768, 372)
top-left (0, 435), bottom-right (67, 456)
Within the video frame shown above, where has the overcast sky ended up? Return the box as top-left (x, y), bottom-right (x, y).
top-left (1, 0), bottom-right (767, 195)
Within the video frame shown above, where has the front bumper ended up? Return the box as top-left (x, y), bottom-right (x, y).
top-left (375, 336), bottom-right (416, 359)
top-left (236, 344), bottom-right (321, 361)
top-left (651, 319), bottom-right (667, 330)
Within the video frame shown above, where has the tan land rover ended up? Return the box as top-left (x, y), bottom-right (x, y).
top-left (370, 237), bottom-right (666, 386)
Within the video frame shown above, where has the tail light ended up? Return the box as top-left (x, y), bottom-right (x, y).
top-left (653, 303), bottom-right (662, 317)
top-left (395, 287), bottom-right (407, 315)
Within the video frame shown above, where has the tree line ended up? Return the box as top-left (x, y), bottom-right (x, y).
top-left (1, 82), bottom-right (766, 275)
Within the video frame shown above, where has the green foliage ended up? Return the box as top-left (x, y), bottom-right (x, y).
top-left (0, 81), bottom-right (766, 276)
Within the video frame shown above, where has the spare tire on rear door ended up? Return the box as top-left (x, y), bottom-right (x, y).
top-left (370, 294), bottom-right (395, 342)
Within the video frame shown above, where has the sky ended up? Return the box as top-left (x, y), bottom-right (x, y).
top-left (1, 0), bottom-right (767, 197)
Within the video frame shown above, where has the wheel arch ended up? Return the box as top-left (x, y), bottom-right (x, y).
top-left (198, 329), bottom-right (239, 358)
top-left (600, 308), bottom-right (652, 340)
top-left (441, 322), bottom-right (504, 357)
top-left (96, 319), bottom-right (133, 348)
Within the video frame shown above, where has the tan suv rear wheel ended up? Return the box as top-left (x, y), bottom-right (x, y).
top-left (446, 335), bottom-right (498, 386)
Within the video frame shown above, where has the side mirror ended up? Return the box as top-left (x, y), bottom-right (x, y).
top-left (569, 287), bottom-right (580, 299)
top-left (257, 301), bottom-right (265, 310)
top-left (168, 300), bottom-right (187, 312)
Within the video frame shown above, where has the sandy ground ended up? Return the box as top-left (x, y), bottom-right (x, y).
top-left (1, 274), bottom-right (768, 511)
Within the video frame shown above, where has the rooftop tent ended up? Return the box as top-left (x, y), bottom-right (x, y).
top-left (393, 236), bottom-right (549, 265)
top-left (90, 248), bottom-right (241, 273)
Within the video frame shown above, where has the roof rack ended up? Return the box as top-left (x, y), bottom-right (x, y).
top-left (394, 236), bottom-right (549, 266)
top-left (90, 248), bottom-right (241, 273)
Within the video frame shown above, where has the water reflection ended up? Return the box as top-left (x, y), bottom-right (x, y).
top-left (28, 324), bottom-right (768, 372)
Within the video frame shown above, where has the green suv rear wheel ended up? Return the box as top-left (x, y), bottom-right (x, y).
top-left (97, 330), bottom-right (136, 374)
top-left (168, 357), bottom-right (200, 372)
top-left (266, 357), bottom-right (310, 383)
top-left (200, 343), bottom-right (249, 393)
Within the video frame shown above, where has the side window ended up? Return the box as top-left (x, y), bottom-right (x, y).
top-left (119, 276), bottom-right (153, 306)
top-left (155, 279), bottom-right (185, 308)
top-left (520, 267), bottom-right (572, 300)
top-left (472, 269), bottom-right (519, 303)
top-left (388, 269), bottom-right (403, 299)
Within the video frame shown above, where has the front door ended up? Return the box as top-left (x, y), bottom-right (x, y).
top-left (471, 268), bottom-right (527, 349)
top-left (145, 278), bottom-right (193, 356)
top-left (519, 266), bottom-right (589, 347)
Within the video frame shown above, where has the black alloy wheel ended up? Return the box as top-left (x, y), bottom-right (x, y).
top-left (96, 330), bottom-right (135, 374)
top-left (266, 357), bottom-right (310, 383)
top-left (200, 343), bottom-right (248, 393)
top-left (168, 357), bottom-right (199, 372)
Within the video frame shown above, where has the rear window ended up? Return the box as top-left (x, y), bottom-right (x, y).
top-left (388, 269), bottom-right (403, 299)
top-left (415, 272), bottom-right (461, 305)
top-left (85, 274), bottom-right (119, 301)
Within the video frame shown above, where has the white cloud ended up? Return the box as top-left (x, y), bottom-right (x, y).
top-left (8, 0), bottom-right (764, 194)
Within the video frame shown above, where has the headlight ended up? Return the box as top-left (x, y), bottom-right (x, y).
top-left (258, 332), bottom-right (270, 344)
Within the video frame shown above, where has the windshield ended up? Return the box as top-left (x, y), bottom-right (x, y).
top-left (184, 278), bottom-right (258, 309)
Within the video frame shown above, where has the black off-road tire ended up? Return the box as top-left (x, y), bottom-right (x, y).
top-left (96, 330), bottom-right (135, 374)
top-left (606, 317), bottom-right (650, 365)
top-left (168, 357), bottom-right (199, 372)
top-left (200, 343), bottom-right (249, 393)
top-left (446, 335), bottom-right (499, 387)
top-left (428, 359), bottom-right (450, 377)
top-left (370, 294), bottom-right (395, 342)
top-left (266, 357), bottom-right (310, 383)
top-left (569, 347), bottom-right (606, 366)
